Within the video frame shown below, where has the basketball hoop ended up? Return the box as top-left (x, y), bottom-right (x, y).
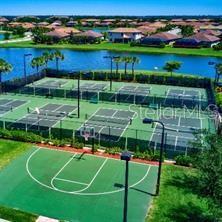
top-left (80, 126), bottom-right (95, 141)
top-left (83, 132), bottom-right (90, 141)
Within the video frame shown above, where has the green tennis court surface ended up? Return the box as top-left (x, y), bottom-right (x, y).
top-left (0, 147), bottom-right (158, 222)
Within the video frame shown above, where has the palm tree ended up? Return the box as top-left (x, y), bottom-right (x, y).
top-left (0, 59), bottom-right (13, 93)
top-left (42, 51), bottom-right (53, 69)
top-left (215, 63), bottom-right (222, 84)
top-left (131, 56), bottom-right (140, 81)
top-left (31, 57), bottom-right (45, 74)
top-left (121, 56), bottom-right (131, 80)
top-left (53, 50), bottom-right (64, 73)
top-left (114, 57), bottom-right (122, 75)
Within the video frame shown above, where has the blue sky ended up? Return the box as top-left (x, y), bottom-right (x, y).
top-left (0, 0), bottom-right (221, 15)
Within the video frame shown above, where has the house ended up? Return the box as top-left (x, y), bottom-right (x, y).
top-left (66, 20), bottom-right (78, 27)
top-left (200, 30), bottom-right (222, 37)
top-left (37, 22), bottom-right (49, 27)
top-left (137, 26), bottom-right (157, 35)
top-left (76, 30), bottom-right (103, 39)
top-left (200, 25), bottom-right (222, 32)
top-left (0, 17), bottom-right (9, 23)
top-left (174, 32), bottom-right (220, 48)
top-left (140, 32), bottom-right (181, 46)
top-left (45, 27), bottom-right (80, 41)
top-left (108, 28), bottom-right (142, 43)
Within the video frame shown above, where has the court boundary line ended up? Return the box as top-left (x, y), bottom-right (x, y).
top-left (26, 147), bottom-right (154, 196)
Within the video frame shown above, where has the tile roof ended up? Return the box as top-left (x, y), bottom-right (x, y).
top-left (109, 28), bottom-right (142, 33)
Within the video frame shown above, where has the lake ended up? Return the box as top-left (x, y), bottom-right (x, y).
top-left (0, 48), bottom-right (221, 81)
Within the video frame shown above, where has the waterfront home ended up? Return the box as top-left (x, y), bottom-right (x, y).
top-left (137, 26), bottom-right (157, 35)
top-left (108, 28), bottom-right (142, 43)
top-left (200, 29), bottom-right (222, 37)
top-left (140, 32), bottom-right (181, 46)
top-left (0, 17), bottom-right (9, 23)
top-left (174, 32), bottom-right (220, 48)
top-left (200, 25), bottom-right (222, 32)
top-left (75, 30), bottom-right (103, 41)
top-left (46, 27), bottom-right (80, 40)
top-left (66, 20), bottom-right (78, 27)
top-left (37, 22), bottom-right (49, 27)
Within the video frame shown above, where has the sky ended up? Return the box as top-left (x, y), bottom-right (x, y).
top-left (0, 0), bottom-right (221, 16)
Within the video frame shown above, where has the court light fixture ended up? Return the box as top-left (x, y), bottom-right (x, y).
top-left (143, 118), bottom-right (165, 196)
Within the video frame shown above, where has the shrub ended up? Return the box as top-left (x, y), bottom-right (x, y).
top-left (175, 155), bottom-right (193, 167)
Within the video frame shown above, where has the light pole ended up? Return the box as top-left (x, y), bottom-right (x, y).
top-left (143, 118), bottom-right (165, 195)
top-left (69, 71), bottom-right (80, 118)
top-left (120, 151), bottom-right (132, 222)
top-left (104, 56), bottom-right (120, 91)
top-left (24, 53), bottom-right (32, 84)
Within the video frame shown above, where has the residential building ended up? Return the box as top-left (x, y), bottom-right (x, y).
top-left (108, 28), bottom-right (142, 43)
top-left (174, 32), bottom-right (220, 48)
top-left (140, 32), bottom-right (181, 46)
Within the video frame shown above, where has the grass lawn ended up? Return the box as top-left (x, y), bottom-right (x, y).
top-left (0, 139), bottom-right (37, 222)
top-left (147, 165), bottom-right (222, 222)
top-left (1, 41), bottom-right (222, 58)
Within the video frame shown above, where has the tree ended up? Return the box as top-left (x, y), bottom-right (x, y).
top-left (52, 50), bottom-right (64, 73)
top-left (163, 61), bottom-right (182, 76)
top-left (131, 56), bottom-right (140, 81)
top-left (42, 51), bottom-right (53, 68)
top-left (193, 132), bottom-right (222, 204)
top-left (113, 57), bottom-right (122, 75)
top-left (3, 32), bottom-right (10, 40)
top-left (122, 56), bottom-right (132, 79)
top-left (215, 63), bottom-right (222, 84)
top-left (0, 59), bottom-right (13, 93)
top-left (180, 25), bottom-right (194, 37)
top-left (31, 57), bottom-right (45, 73)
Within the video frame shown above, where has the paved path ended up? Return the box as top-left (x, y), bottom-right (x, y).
top-left (0, 37), bottom-right (32, 44)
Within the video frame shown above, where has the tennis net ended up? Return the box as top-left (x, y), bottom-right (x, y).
top-left (0, 105), bottom-right (13, 112)
top-left (88, 115), bottom-right (131, 125)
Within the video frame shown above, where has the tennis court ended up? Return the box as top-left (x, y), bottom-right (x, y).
top-left (0, 147), bottom-right (158, 222)
top-left (33, 79), bottom-right (68, 88)
top-left (0, 98), bottom-right (27, 116)
top-left (165, 88), bottom-right (201, 107)
top-left (9, 103), bottom-right (77, 130)
top-left (78, 108), bottom-right (136, 142)
top-left (150, 115), bottom-right (202, 151)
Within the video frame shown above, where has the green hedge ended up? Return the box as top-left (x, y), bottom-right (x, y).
top-left (45, 68), bottom-right (212, 89)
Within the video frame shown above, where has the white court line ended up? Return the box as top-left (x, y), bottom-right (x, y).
top-left (51, 153), bottom-right (77, 190)
top-left (26, 148), bottom-right (153, 195)
top-left (54, 178), bottom-right (89, 186)
top-left (174, 136), bottom-right (178, 151)
top-left (73, 158), bottom-right (108, 193)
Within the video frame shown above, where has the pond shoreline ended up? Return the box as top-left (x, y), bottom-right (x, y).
top-left (1, 41), bottom-right (222, 58)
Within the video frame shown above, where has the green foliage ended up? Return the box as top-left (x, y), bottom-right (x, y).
top-left (213, 42), bottom-right (222, 51)
top-left (148, 165), bottom-right (222, 222)
top-left (193, 133), bottom-right (222, 204)
top-left (163, 61), bottom-right (182, 76)
top-left (3, 32), bottom-right (10, 40)
top-left (69, 35), bottom-right (100, 44)
top-left (0, 128), bottom-right (43, 143)
top-left (175, 155), bottom-right (194, 167)
top-left (180, 25), bottom-right (195, 37)
top-left (105, 147), bottom-right (121, 155)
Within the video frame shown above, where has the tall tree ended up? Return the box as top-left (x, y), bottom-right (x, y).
top-left (193, 132), bottom-right (222, 204)
top-left (0, 59), bottom-right (13, 93)
top-left (122, 56), bottom-right (132, 79)
top-left (53, 50), bottom-right (64, 73)
top-left (215, 63), bottom-right (222, 84)
top-left (131, 56), bottom-right (140, 81)
top-left (113, 57), bottom-right (122, 75)
top-left (163, 61), bottom-right (182, 76)
top-left (42, 51), bottom-right (53, 69)
top-left (31, 57), bottom-right (45, 73)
